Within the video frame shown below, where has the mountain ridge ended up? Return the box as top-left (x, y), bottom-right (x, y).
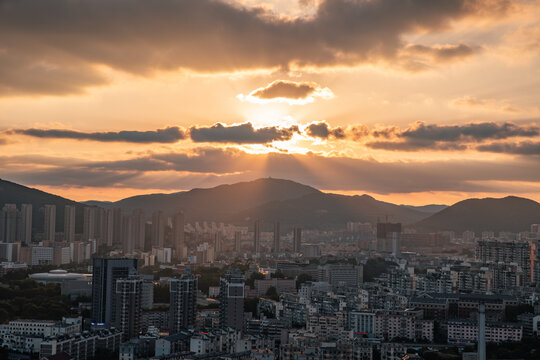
top-left (3, 177), bottom-right (537, 233)
top-left (414, 195), bottom-right (540, 233)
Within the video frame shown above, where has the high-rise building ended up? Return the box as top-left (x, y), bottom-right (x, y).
top-left (151, 211), bottom-right (166, 248)
top-left (273, 221), bottom-right (280, 253)
top-left (376, 222), bottom-right (401, 254)
top-left (91, 258), bottom-right (138, 325)
top-left (253, 220), bottom-right (261, 255)
top-left (0, 204), bottom-right (18, 243)
top-left (115, 276), bottom-right (143, 341)
top-left (219, 269), bottom-right (245, 331)
top-left (83, 207), bottom-right (96, 241)
top-left (214, 232), bottom-right (222, 254)
top-left (234, 231), bottom-right (241, 253)
top-left (131, 209), bottom-right (146, 251)
top-left (293, 227), bottom-right (302, 253)
top-left (44, 205), bottom-right (56, 241)
top-left (476, 239), bottom-right (531, 282)
top-left (64, 205), bottom-right (76, 242)
top-left (121, 215), bottom-right (134, 253)
top-left (99, 208), bottom-right (114, 247)
top-left (172, 211), bottom-right (185, 258)
top-left (112, 208), bottom-right (123, 246)
top-left (170, 269), bottom-right (198, 333)
top-left (18, 204), bottom-right (32, 244)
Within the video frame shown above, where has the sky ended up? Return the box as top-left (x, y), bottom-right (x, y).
top-left (1, 0), bottom-right (540, 205)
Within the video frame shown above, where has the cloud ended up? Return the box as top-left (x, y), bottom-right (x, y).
top-left (189, 122), bottom-right (299, 144)
top-left (0, 51), bottom-right (108, 96)
top-left (398, 43), bottom-right (479, 72)
top-left (350, 125), bottom-right (370, 140)
top-left (477, 141), bottom-right (540, 155)
top-left (453, 96), bottom-right (521, 112)
top-left (3, 147), bottom-right (540, 194)
top-left (367, 140), bottom-right (468, 152)
top-left (305, 121), bottom-right (345, 139)
top-left (365, 121), bottom-right (539, 151)
top-left (10, 127), bottom-right (186, 143)
top-left (400, 121), bottom-right (537, 141)
top-left (238, 80), bottom-right (333, 104)
top-left (0, 0), bottom-right (512, 95)
top-left (403, 44), bottom-right (477, 62)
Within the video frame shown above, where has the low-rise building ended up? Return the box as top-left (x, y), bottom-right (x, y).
top-left (447, 319), bottom-right (522, 344)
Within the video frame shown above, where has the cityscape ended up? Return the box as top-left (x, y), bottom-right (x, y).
top-left (3, 0), bottom-right (540, 359)
top-left (2, 178), bottom-right (540, 360)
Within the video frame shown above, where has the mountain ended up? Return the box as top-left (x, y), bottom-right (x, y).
top-left (414, 196), bottom-right (540, 233)
top-left (0, 178), bottom-right (85, 234)
top-left (86, 178), bottom-right (320, 222)
top-left (8, 177), bottom-right (538, 233)
top-left (401, 204), bottom-right (448, 214)
top-left (229, 192), bottom-right (429, 229)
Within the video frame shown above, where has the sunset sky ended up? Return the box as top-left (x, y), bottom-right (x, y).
top-left (1, 0), bottom-right (540, 205)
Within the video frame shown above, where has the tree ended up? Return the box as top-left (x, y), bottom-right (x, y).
top-left (363, 258), bottom-right (394, 282)
top-left (244, 298), bottom-right (259, 314)
top-left (246, 272), bottom-right (265, 287)
top-left (154, 284), bottom-right (170, 303)
top-left (264, 286), bottom-right (279, 301)
top-left (296, 273), bottom-right (313, 289)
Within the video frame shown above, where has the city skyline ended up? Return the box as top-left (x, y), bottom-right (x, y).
top-left (1, 0), bottom-right (540, 205)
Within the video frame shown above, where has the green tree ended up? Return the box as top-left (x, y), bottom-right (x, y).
top-left (153, 284), bottom-right (170, 303)
top-left (246, 272), bottom-right (265, 287)
top-left (264, 286), bottom-right (279, 301)
top-left (296, 273), bottom-right (313, 289)
top-left (244, 298), bottom-right (259, 314)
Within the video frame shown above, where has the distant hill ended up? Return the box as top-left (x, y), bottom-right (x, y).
top-left (0, 179), bottom-right (85, 235)
top-left (7, 177), bottom-right (538, 234)
top-left (230, 192), bottom-right (429, 229)
top-left (401, 204), bottom-right (447, 214)
top-left (414, 196), bottom-right (540, 233)
top-left (86, 178), bottom-right (320, 223)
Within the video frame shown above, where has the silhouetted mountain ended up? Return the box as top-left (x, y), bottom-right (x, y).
top-left (401, 204), bottom-right (448, 214)
top-left (86, 178), bottom-right (320, 222)
top-left (414, 196), bottom-right (540, 233)
top-left (0, 178), bottom-right (85, 236)
top-left (7, 177), bottom-right (538, 234)
top-left (230, 192), bottom-right (429, 229)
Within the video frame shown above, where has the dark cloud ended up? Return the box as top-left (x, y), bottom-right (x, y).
top-left (400, 121), bottom-right (538, 141)
top-left (366, 140), bottom-right (468, 152)
top-left (3, 147), bottom-right (540, 194)
top-left (0, 51), bottom-right (107, 96)
top-left (365, 121), bottom-right (539, 151)
top-left (305, 122), bottom-right (345, 139)
top-left (350, 126), bottom-right (370, 140)
top-left (91, 148), bottom-right (254, 174)
top-left (403, 43), bottom-right (477, 62)
top-left (477, 141), bottom-right (540, 155)
top-left (247, 80), bottom-right (329, 100)
top-left (189, 122), bottom-right (299, 144)
top-left (10, 127), bottom-right (185, 143)
top-left (0, 0), bottom-right (510, 95)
